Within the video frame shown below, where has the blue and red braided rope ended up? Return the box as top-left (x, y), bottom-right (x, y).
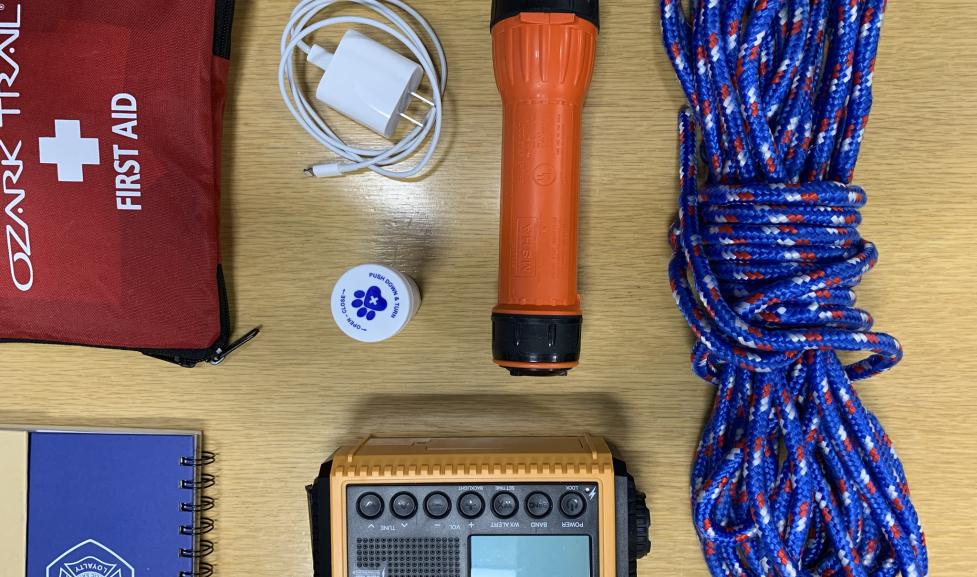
top-left (660, 1), bottom-right (927, 576)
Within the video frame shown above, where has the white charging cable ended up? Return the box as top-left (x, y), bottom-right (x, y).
top-left (279, 0), bottom-right (446, 179)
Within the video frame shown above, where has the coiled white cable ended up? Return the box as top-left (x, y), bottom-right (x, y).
top-left (279, 0), bottom-right (446, 179)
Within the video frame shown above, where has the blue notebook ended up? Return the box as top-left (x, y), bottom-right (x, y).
top-left (0, 427), bottom-right (213, 577)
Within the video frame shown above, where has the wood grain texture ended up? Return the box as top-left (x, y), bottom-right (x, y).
top-left (1, 1), bottom-right (975, 575)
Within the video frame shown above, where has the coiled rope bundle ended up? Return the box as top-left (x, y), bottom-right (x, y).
top-left (660, 1), bottom-right (928, 576)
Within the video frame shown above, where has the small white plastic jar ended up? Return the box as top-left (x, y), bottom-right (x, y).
top-left (330, 264), bottom-right (422, 343)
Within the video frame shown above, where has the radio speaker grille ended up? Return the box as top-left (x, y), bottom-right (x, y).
top-left (355, 537), bottom-right (461, 577)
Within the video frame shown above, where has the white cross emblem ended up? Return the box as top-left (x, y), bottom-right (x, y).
top-left (369, 296), bottom-right (379, 305)
top-left (39, 119), bottom-right (101, 182)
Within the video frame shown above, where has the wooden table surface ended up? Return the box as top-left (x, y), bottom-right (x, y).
top-left (3, 1), bottom-right (976, 576)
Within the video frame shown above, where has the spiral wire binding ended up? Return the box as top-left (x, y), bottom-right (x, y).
top-left (659, 1), bottom-right (928, 576)
top-left (180, 451), bottom-right (216, 577)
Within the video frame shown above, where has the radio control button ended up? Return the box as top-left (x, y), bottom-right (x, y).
top-left (526, 492), bottom-right (552, 518)
top-left (560, 492), bottom-right (586, 518)
top-left (424, 492), bottom-right (451, 519)
top-left (492, 492), bottom-right (519, 518)
top-left (391, 492), bottom-right (417, 519)
top-left (459, 492), bottom-right (485, 518)
top-left (357, 492), bottom-right (384, 519)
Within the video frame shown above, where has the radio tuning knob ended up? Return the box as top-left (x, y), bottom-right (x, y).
top-left (357, 492), bottom-right (384, 519)
top-left (627, 477), bottom-right (652, 577)
top-left (391, 492), bottom-right (418, 519)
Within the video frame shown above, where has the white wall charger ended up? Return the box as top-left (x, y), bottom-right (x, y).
top-left (279, 0), bottom-right (446, 180)
top-left (309, 30), bottom-right (424, 139)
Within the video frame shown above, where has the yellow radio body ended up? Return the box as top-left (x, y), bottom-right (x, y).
top-left (308, 435), bottom-right (650, 577)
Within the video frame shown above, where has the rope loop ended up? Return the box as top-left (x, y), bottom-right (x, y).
top-left (669, 109), bottom-right (925, 577)
top-left (659, 0), bottom-right (928, 575)
top-left (670, 111), bottom-right (902, 385)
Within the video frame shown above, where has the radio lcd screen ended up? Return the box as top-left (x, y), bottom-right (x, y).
top-left (470, 535), bottom-right (591, 577)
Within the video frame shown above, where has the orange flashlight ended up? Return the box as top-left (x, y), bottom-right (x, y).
top-left (490, 0), bottom-right (599, 376)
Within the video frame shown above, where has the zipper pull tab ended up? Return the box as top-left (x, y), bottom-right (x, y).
top-left (210, 326), bottom-right (261, 365)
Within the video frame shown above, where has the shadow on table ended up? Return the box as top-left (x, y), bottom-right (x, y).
top-left (337, 392), bottom-right (632, 449)
top-left (0, 412), bottom-right (207, 433)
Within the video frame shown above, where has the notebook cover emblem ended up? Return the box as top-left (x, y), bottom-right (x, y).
top-left (46, 540), bottom-right (135, 577)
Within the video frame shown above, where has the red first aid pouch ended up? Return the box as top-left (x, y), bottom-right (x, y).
top-left (0, 1), bottom-right (255, 366)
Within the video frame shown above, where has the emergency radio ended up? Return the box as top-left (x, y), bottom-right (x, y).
top-left (308, 435), bottom-right (651, 577)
